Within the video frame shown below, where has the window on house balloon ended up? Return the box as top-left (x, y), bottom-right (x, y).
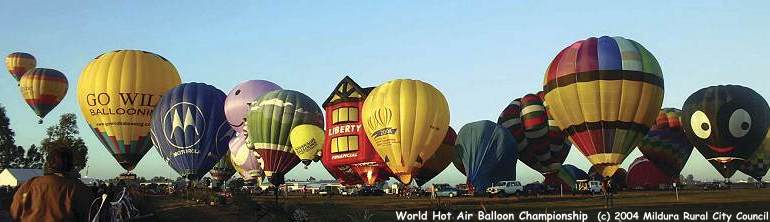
top-left (331, 136), bottom-right (359, 153)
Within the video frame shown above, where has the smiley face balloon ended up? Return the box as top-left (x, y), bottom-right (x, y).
top-left (682, 85), bottom-right (770, 178)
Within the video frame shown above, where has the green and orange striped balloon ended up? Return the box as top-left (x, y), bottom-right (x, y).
top-left (19, 68), bottom-right (68, 123)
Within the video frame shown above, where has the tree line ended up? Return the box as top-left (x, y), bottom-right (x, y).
top-left (0, 104), bottom-right (88, 175)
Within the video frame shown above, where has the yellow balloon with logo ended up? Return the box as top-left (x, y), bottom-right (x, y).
top-left (77, 50), bottom-right (181, 171)
top-left (289, 124), bottom-right (325, 166)
top-left (362, 79), bottom-right (450, 184)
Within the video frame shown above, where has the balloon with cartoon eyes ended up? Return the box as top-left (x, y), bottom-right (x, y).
top-left (682, 85), bottom-right (770, 179)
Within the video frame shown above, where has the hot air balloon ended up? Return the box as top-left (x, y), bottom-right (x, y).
top-left (321, 76), bottom-right (392, 186)
top-left (210, 151), bottom-right (237, 186)
top-left (289, 124), bottom-right (325, 167)
top-left (151, 82), bottom-right (233, 180)
top-left (246, 90), bottom-right (324, 185)
top-left (18, 68), bottom-right (68, 124)
top-left (78, 50), bottom-right (181, 171)
top-left (414, 127), bottom-right (457, 187)
top-left (455, 120), bottom-right (518, 193)
top-left (498, 92), bottom-right (572, 175)
top-left (543, 36), bottom-right (664, 177)
top-left (229, 135), bottom-right (263, 181)
top-left (6, 52), bottom-right (36, 83)
top-left (739, 131), bottom-right (770, 182)
top-left (362, 79), bottom-right (450, 184)
top-left (224, 80), bottom-right (282, 133)
top-left (637, 108), bottom-right (693, 178)
top-left (626, 156), bottom-right (673, 190)
top-left (543, 164), bottom-right (588, 191)
top-left (682, 85), bottom-right (770, 179)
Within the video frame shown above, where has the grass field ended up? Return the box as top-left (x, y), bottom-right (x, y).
top-left (140, 188), bottom-right (770, 221)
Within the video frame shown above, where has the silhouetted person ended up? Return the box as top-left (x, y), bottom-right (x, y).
top-left (10, 147), bottom-right (95, 222)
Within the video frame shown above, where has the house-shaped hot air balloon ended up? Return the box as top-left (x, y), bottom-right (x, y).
top-left (321, 76), bottom-right (392, 185)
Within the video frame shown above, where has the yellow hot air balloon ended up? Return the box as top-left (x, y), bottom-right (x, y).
top-left (542, 36), bottom-right (664, 177)
top-left (289, 124), bottom-right (325, 166)
top-left (6, 52), bottom-right (36, 83)
top-left (19, 68), bottom-right (68, 123)
top-left (362, 79), bottom-right (450, 184)
top-left (77, 50), bottom-right (181, 171)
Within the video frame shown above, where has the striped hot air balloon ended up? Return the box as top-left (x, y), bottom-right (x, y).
top-left (498, 92), bottom-right (571, 175)
top-left (19, 68), bottom-right (68, 123)
top-left (6, 52), bottom-right (36, 83)
top-left (543, 36), bottom-right (664, 177)
top-left (246, 90), bottom-right (324, 185)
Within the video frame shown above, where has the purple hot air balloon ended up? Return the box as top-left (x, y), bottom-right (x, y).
top-left (229, 134), bottom-right (264, 180)
top-left (224, 80), bottom-right (282, 133)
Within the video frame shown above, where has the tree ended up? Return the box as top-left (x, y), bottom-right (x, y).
top-left (23, 144), bottom-right (44, 168)
top-left (41, 113), bottom-right (88, 174)
top-left (0, 104), bottom-right (18, 169)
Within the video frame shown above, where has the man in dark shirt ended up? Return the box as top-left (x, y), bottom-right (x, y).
top-left (10, 147), bottom-right (95, 222)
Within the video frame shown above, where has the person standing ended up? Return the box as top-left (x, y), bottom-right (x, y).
top-left (10, 147), bottom-right (95, 222)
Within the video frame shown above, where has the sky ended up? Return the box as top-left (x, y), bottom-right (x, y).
top-left (1, 1), bottom-right (769, 185)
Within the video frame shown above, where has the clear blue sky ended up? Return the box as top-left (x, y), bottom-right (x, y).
top-left (2, 1), bottom-right (769, 184)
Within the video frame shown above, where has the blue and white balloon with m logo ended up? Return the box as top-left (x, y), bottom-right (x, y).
top-left (151, 82), bottom-right (233, 180)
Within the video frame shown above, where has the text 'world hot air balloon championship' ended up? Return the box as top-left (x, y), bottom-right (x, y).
top-left (1, 2), bottom-right (770, 222)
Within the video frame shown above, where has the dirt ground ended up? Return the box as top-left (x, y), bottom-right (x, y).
top-left (141, 188), bottom-right (770, 222)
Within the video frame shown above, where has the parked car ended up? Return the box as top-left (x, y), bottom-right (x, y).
top-left (524, 182), bottom-right (546, 196)
top-left (486, 181), bottom-right (523, 197)
top-left (357, 186), bottom-right (385, 196)
top-left (575, 180), bottom-right (602, 195)
top-left (703, 181), bottom-right (729, 190)
top-left (319, 184), bottom-right (344, 196)
top-left (433, 184), bottom-right (459, 197)
top-left (455, 184), bottom-right (472, 196)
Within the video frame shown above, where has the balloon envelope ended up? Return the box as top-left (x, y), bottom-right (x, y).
top-left (626, 156), bottom-right (674, 190)
top-left (151, 82), bottom-right (232, 180)
top-left (637, 108), bottom-right (693, 177)
top-left (19, 68), bottom-right (68, 122)
top-left (414, 127), bottom-right (457, 186)
top-left (210, 151), bottom-right (236, 182)
top-left (543, 36), bottom-right (664, 177)
top-left (362, 79), bottom-right (450, 184)
top-left (289, 124), bottom-right (325, 166)
top-left (246, 90), bottom-right (324, 185)
top-left (739, 131), bottom-right (770, 181)
top-left (455, 120), bottom-right (518, 193)
top-left (224, 80), bottom-right (282, 133)
top-left (498, 92), bottom-right (571, 175)
top-left (682, 85), bottom-right (770, 178)
top-left (77, 50), bottom-right (181, 171)
top-left (543, 164), bottom-right (588, 190)
top-left (229, 135), bottom-right (263, 180)
top-left (6, 52), bottom-right (36, 82)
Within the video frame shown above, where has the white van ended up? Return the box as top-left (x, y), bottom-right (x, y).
top-left (486, 181), bottom-right (523, 197)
